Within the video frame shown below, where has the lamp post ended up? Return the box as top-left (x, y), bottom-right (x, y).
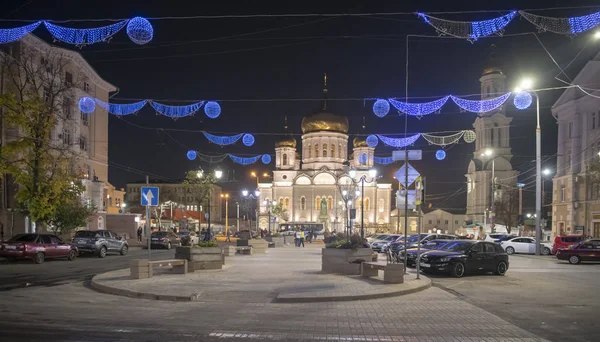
top-left (197, 168), bottom-right (222, 241)
top-left (349, 168), bottom-right (378, 239)
top-left (221, 193), bottom-right (229, 237)
top-left (480, 149), bottom-right (496, 233)
top-left (263, 199), bottom-right (273, 234)
top-left (339, 172), bottom-right (362, 237)
top-left (515, 78), bottom-right (542, 255)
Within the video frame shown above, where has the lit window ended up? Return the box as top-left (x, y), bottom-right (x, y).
top-left (315, 196), bottom-right (321, 210)
top-left (327, 196), bottom-right (332, 210)
top-left (62, 129), bottom-right (71, 146)
top-left (338, 144), bottom-right (342, 158)
top-left (308, 144), bottom-right (311, 158)
top-left (365, 197), bottom-right (370, 211)
top-left (282, 154), bottom-right (288, 166)
top-left (301, 197), bottom-right (306, 210)
top-left (322, 144), bottom-right (327, 157)
top-left (314, 144), bottom-right (318, 158)
top-left (285, 197), bottom-right (290, 210)
top-left (331, 144), bottom-right (335, 158)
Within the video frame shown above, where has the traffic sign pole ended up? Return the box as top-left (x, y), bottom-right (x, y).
top-left (146, 176), bottom-right (151, 261)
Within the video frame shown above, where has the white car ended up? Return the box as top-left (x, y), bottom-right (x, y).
top-left (367, 234), bottom-right (390, 244)
top-left (177, 232), bottom-right (199, 245)
top-left (500, 237), bottom-right (552, 255)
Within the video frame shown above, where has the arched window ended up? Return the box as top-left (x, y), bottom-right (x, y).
top-left (285, 197), bottom-right (290, 210)
top-left (331, 144), bottom-right (335, 158)
top-left (322, 144), bottom-right (327, 157)
top-left (314, 144), bottom-right (319, 158)
top-left (282, 153), bottom-right (288, 166)
top-left (308, 144), bottom-right (311, 158)
top-left (301, 197), bottom-right (306, 210)
top-left (279, 197), bottom-right (284, 207)
top-left (338, 144), bottom-right (342, 158)
top-left (365, 197), bottom-right (370, 211)
top-left (497, 128), bottom-right (502, 148)
top-left (315, 196), bottom-right (321, 210)
top-left (327, 196), bottom-right (333, 210)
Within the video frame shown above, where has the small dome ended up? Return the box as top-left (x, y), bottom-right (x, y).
top-left (482, 44), bottom-right (502, 76)
top-left (301, 111), bottom-right (349, 134)
top-left (275, 136), bottom-right (296, 148)
top-left (353, 137), bottom-right (368, 148)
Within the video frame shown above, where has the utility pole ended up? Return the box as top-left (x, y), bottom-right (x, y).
top-left (236, 201), bottom-right (240, 233)
top-left (415, 177), bottom-right (424, 280)
top-left (146, 175), bottom-right (151, 261)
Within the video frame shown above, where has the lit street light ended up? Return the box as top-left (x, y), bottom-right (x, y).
top-left (197, 168), bottom-right (222, 241)
top-left (480, 149), bottom-right (497, 233)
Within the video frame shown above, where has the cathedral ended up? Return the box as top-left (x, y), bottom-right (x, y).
top-left (465, 46), bottom-right (518, 226)
top-left (257, 80), bottom-right (392, 233)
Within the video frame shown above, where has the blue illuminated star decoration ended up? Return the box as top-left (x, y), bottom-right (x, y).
top-left (513, 92), bottom-right (533, 110)
top-left (79, 97), bottom-right (96, 114)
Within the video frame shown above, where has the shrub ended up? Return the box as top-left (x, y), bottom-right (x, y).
top-left (181, 235), bottom-right (192, 247)
top-left (325, 234), bottom-right (368, 251)
top-left (197, 240), bottom-right (219, 248)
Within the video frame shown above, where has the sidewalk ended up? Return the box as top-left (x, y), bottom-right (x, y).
top-left (91, 244), bottom-right (430, 303)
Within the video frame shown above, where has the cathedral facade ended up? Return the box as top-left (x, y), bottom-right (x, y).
top-left (257, 109), bottom-right (392, 233)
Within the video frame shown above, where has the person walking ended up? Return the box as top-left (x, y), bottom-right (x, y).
top-left (226, 229), bottom-right (231, 242)
top-left (294, 230), bottom-right (299, 247)
top-left (137, 226), bottom-right (143, 243)
top-left (299, 230), bottom-right (305, 247)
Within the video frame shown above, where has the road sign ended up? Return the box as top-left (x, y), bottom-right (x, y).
top-left (394, 162), bottom-right (420, 188)
top-left (392, 150), bottom-right (422, 161)
top-left (415, 176), bottom-right (423, 205)
top-left (141, 187), bottom-right (159, 206)
top-left (396, 190), bottom-right (416, 210)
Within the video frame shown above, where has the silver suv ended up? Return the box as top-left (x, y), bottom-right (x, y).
top-left (72, 230), bottom-right (128, 258)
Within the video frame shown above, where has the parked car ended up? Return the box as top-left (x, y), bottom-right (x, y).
top-left (371, 235), bottom-right (403, 253)
top-left (556, 241), bottom-right (600, 264)
top-left (400, 239), bottom-right (453, 267)
top-left (367, 234), bottom-right (389, 244)
top-left (552, 235), bottom-right (587, 255)
top-left (419, 240), bottom-right (509, 278)
top-left (72, 230), bottom-right (129, 258)
top-left (485, 234), bottom-right (517, 243)
top-left (0, 233), bottom-right (78, 264)
top-left (150, 231), bottom-right (181, 249)
top-left (500, 237), bottom-right (552, 255)
top-left (177, 231), bottom-right (199, 245)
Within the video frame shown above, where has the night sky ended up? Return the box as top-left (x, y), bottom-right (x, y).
top-left (3, 0), bottom-right (600, 213)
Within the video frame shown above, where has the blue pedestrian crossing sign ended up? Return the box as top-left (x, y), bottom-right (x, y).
top-left (141, 187), bottom-right (159, 207)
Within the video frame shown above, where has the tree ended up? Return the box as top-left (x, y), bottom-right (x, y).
top-left (494, 187), bottom-right (520, 234)
top-left (183, 170), bottom-right (217, 230)
top-left (47, 193), bottom-right (97, 238)
top-left (0, 44), bottom-right (84, 231)
top-left (270, 201), bottom-right (289, 222)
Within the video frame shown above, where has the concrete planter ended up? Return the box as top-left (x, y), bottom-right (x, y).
top-left (321, 248), bottom-right (373, 275)
top-left (284, 236), bottom-right (295, 245)
top-left (248, 239), bottom-right (268, 254)
top-left (175, 246), bottom-right (223, 271)
top-left (265, 236), bottom-right (284, 247)
top-left (237, 239), bottom-right (249, 247)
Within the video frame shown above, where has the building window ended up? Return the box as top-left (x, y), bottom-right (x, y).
top-left (314, 144), bottom-right (318, 158)
top-left (81, 111), bottom-right (88, 126)
top-left (360, 153), bottom-right (367, 165)
top-left (63, 97), bottom-right (72, 119)
top-left (62, 129), bottom-right (71, 146)
top-left (315, 196), bottom-right (320, 210)
top-left (593, 112), bottom-right (597, 130)
top-left (331, 144), bottom-right (335, 158)
top-left (428, 220), bottom-right (432, 224)
top-left (284, 197), bottom-right (290, 210)
top-left (445, 220), bottom-right (449, 225)
top-left (365, 197), bottom-right (370, 211)
top-left (490, 128), bottom-right (495, 146)
top-left (437, 220), bottom-right (440, 224)
top-left (282, 153), bottom-right (288, 166)
top-left (65, 72), bottom-right (73, 87)
top-left (497, 128), bottom-right (502, 147)
top-left (327, 196), bottom-right (333, 210)
top-left (454, 220), bottom-right (459, 225)
top-left (301, 197), bottom-right (306, 210)
top-left (322, 144), bottom-right (327, 157)
top-left (308, 144), bottom-right (311, 158)
top-left (79, 135), bottom-right (88, 151)
top-left (561, 185), bottom-right (566, 202)
top-left (83, 82), bottom-right (91, 93)
top-left (338, 144), bottom-right (342, 158)
top-left (569, 121), bottom-right (573, 138)
top-left (279, 197), bottom-right (284, 207)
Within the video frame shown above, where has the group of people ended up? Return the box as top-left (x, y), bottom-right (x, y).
top-left (293, 230), bottom-right (318, 247)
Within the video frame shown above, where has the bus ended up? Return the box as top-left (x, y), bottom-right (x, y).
top-left (278, 223), bottom-right (324, 235)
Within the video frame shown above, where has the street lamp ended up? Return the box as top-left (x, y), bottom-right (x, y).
top-left (480, 149), bottom-right (497, 233)
top-left (241, 189), bottom-right (261, 232)
top-left (221, 193), bottom-right (229, 237)
top-left (515, 78), bottom-right (542, 255)
top-left (263, 199), bottom-right (273, 234)
top-left (350, 167), bottom-right (379, 239)
top-left (197, 168), bottom-right (222, 241)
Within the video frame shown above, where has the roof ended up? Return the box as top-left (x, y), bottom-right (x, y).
top-left (553, 51), bottom-right (600, 111)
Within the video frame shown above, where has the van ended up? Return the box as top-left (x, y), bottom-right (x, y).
top-left (552, 235), bottom-right (586, 254)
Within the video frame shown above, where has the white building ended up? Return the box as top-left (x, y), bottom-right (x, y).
top-left (465, 48), bottom-right (518, 225)
top-left (551, 51), bottom-right (600, 238)
top-left (258, 96), bottom-right (392, 233)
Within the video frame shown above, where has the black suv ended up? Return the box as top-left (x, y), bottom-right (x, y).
top-left (72, 230), bottom-right (129, 258)
top-left (418, 240), bottom-right (509, 278)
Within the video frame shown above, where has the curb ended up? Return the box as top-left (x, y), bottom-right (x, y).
top-left (274, 276), bottom-right (432, 303)
top-left (90, 276), bottom-right (196, 302)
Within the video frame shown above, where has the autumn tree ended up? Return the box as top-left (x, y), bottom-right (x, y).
top-left (0, 42), bottom-right (86, 231)
top-left (47, 183), bottom-right (97, 238)
top-left (494, 187), bottom-right (520, 234)
top-left (183, 170), bottom-right (218, 235)
top-left (270, 201), bottom-right (289, 222)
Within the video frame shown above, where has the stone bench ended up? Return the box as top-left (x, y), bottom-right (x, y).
top-left (361, 262), bottom-right (404, 284)
top-left (130, 259), bottom-right (189, 279)
top-left (236, 246), bottom-right (253, 255)
top-left (223, 245), bottom-right (253, 256)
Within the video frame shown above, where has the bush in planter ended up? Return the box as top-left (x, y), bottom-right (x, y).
top-left (197, 240), bottom-right (219, 248)
top-left (268, 232), bottom-right (282, 237)
top-left (181, 235), bottom-right (193, 247)
top-left (325, 234), bottom-right (369, 251)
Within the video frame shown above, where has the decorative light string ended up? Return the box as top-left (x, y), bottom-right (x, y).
top-left (387, 96), bottom-right (450, 118)
top-left (376, 133), bottom-right (421, 148)
top-left (228, 154), bottom-right (262, 165)
top-left (519, 10), bottom-right (600, 35)
top-left (450, 92), bottom-right (511, 113)
top-left (421, 131), bottom-right (465, 146)
top-left (0, 18), bottom-right (154, 46)
top-left (202, 132), bottom-right (244, 146)
top-left (150, 100), bottom-right (205, 118)
top-left (94, 98), bottom-right (147, 116)
top-left (373, 156), bottom-right (395, 165)
top-left (83, 97), bottom-right (221, 119)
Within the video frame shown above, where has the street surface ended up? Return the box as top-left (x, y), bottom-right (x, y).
top-left (0, 246), bottom-right (598, 341)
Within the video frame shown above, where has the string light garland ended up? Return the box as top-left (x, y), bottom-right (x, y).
top-left (519, 10), bottom-right (600, 35)
top-left (149, 100), bottom-right (205, 118)
top-left (372, 99), bottom-right (391, 117)
top-left (203, 132), bottom-right (244, 146)
top-left (435, 150), bottom-right (447, 160)
top-left (0, 21), bottom-right (41, 44)
top-left (187, 150), bottom-right (197, 160)
top-left (376, 133), bottom-right (421, 148)
top-left (94, 98), bottom-right (147, 115)
top-left (463, 130), bottom-right (477, 143)
top-left (417, 11), bottom-right (517, 42)
top-left (43, 20), bottom-right (127, 46)
top-left (450, 92), bottom-right (511, 113)
top-left (192, 151), bottom-right (229, 164)
top-left (261, 154), bottom-right (272, 164)
top-left (242, 134), bottom-right (255, 146)
top-left (388, 96), bottom-right (450, 118)
top-left (229, 154), bottom-right (262, 165)
top-left (79, 96), bottom-right (96, 114)
top-left (373, 156), bottom-right (395, 165)
top-left (366, 135), bottom-right (378, 148)
top-left (513, 91), bottom-right (533, 110)
top-left (126, 17), bottom-right (153, 45)
top-left (204, 101), bottom-right (222, 119)
top-left (421, 131), bottom-right (465, 146)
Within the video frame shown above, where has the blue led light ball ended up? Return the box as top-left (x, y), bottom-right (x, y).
top-left (242, 134), bottom-right (255, 146)
top-left (514, 92), bottom-right (532, 110)
top-left (358, 153), bottom-right (368, 164)
top-left (187, 150), bottom-right (197, 160)
top-left (366, 135), bottom-right (378, 148)
top-left (261, 154), bottom-right (271, 164)
top-left (127, 17), bottom-right (153, 45)
top-left (79, 96), bottom-right (95, 114)
top-left (435, 149), bottom-right (446, 161)
top-left (373, 99), bottom-right (390, 117)
top-left (204, 101), bottom-right (221, 119)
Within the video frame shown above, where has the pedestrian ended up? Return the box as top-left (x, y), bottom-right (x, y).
top-left (294, 230), bottom-right (299, 247)
top-left (226, 229), bottom-right (231, 242)
top-left (137, 226), bottom-right (143, 243)
top-left (299, 230), bottom-right (305, 247)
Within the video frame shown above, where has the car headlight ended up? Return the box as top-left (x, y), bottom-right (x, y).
top-left (439, 257), bottom-right (450, 262)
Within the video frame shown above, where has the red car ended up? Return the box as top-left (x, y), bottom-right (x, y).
top-left (556, 241), bottom-right (600, 264)
top-left (0, 233), bottom-right (78, 264)
top-left (551, 235), bottom-right (586, 255)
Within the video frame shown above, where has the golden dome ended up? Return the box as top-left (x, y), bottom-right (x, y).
top-left (482, 44), bottom-right (502, 76)
top-left (275, 136), bottom-right (297, 148)
top-left (353, 137), bottom-right (368, 148)
top-left (301, 111), bottom-right (349, 134)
